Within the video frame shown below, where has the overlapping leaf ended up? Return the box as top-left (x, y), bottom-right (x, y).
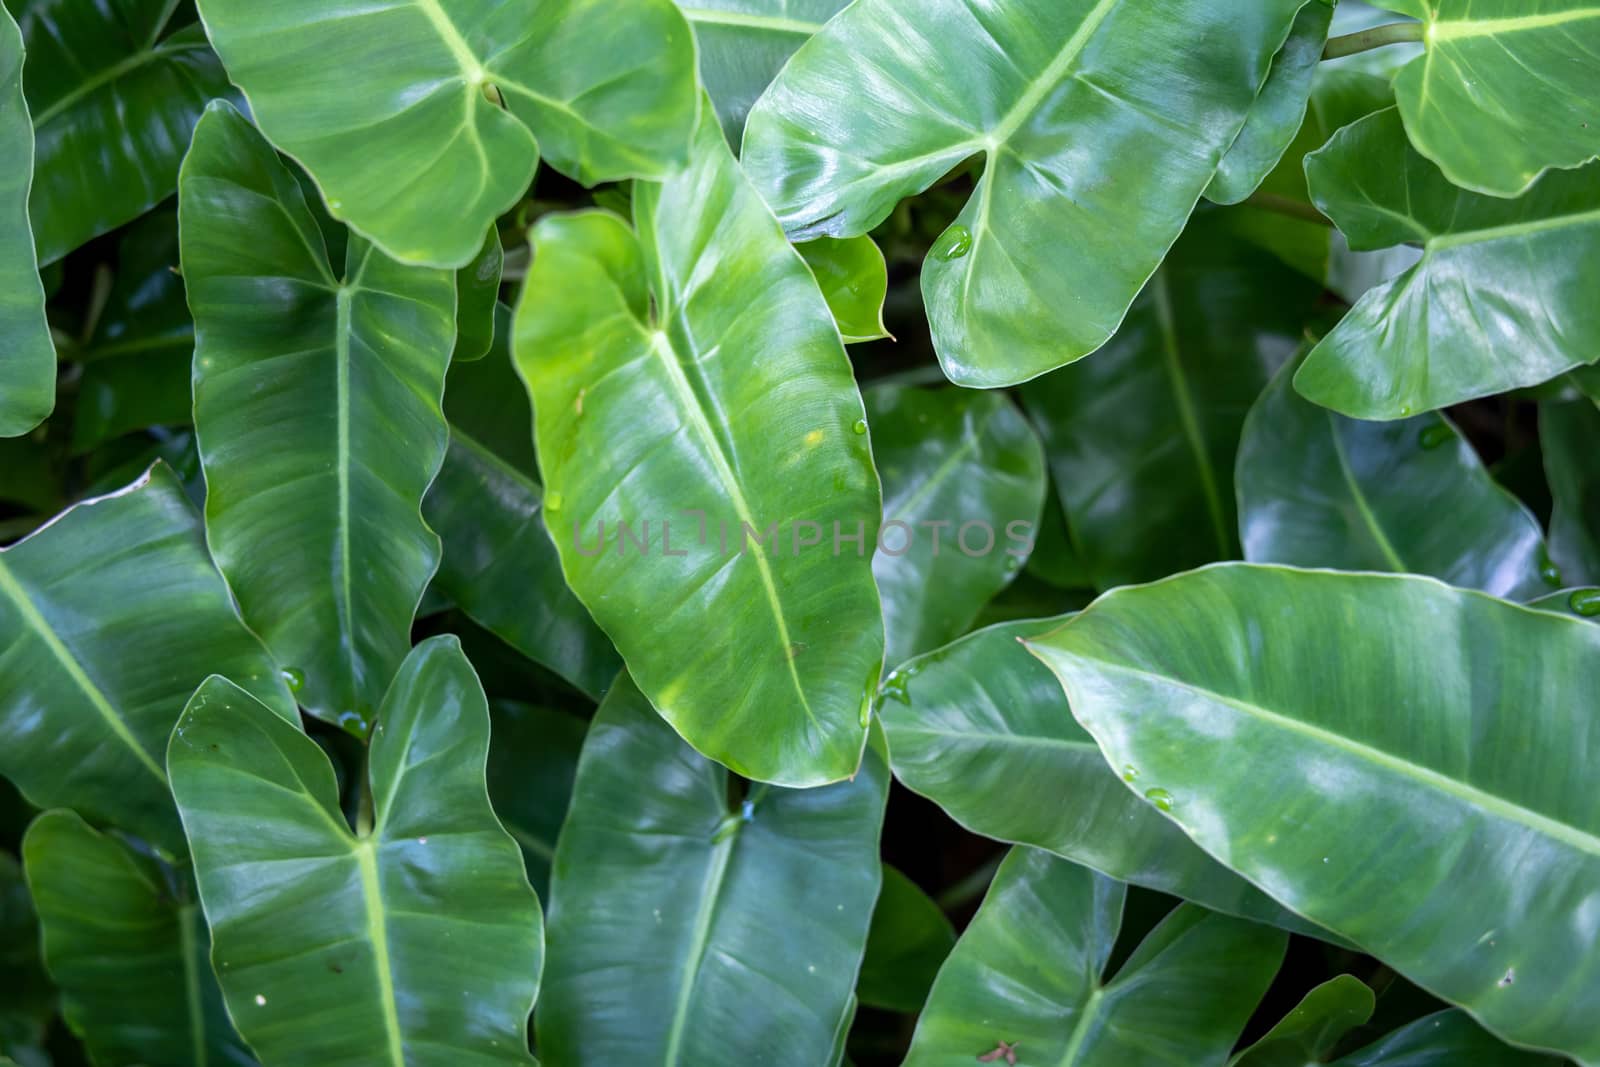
top-left (1333, 1011), bottom-right (1562, 1066)
top-left (194, 0), bottom-right (700, 267)
top-left (742, 0), bottom-right (1306, 386)
top-left (1028, 564), bottom-right (1600, 1063)
top-left (1298, 108), bottom-right (1600, 419)
top-left (515, 106), bottom-right (883, 786)
top-left (183, 102), bottom-right (456, 732)
top-left (1542, 395), bottom-right (1600, 586)
top-left (1230, 976), bottom-right (1373, 1067)
top-left (483, 701), bottom-right (587, 899)
top-left (169, 637), bottom-right (542, 1067)
top-left (856, 865), bottom-right (954, 1014)
top-left (538, 675), bottom-right (886, 1065)
top-left (0, 6), bottom-right (51, 438)
top-left (797, 236), bottom-right (890, 344)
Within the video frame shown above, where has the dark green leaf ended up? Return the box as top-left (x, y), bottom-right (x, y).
top-left (1230, 975), bottom-right (1374, 1067)
top-left (1333, 1010), bottom-right (1562, 1066)
top-left (856, 864), bottom-right (954, 1014)
top-left (1541, 396), bottom-right (1600, 586)
top-left (453, 228), bottom-right (503, 363)
top-left (484, 701), bottom-right (587, 900)
top-left (0, 5), bottom-right (51, 438)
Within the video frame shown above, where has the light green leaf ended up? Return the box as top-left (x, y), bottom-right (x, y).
top-left (798, 236), bottom-right (890, 344)
top-left (1383, 0), bottom-right (1600, 197)
top-left (169, 636), bottom-right (542, 1067)
top-left (183, 102), bottom-right (456, 732)
top-left (514, 107), bottom-right (883, 786)
top-left (1334, 1010), bottom-right (1563, 1066)
top-left (454, 227), bottom-right (503, 362)
top-left (484, 701), bottom-right (587, 900)
top-left (1298, 107), bottom-right (1600, 419)
top-left (676, 0), bottom-right (848, 142)
top-left (0, 5), bottom-right (52, 438)
top-left (741, 0), bottom-right (1306, 386)
top-left (194, 0), bottom-right (700, 267)
top-left (856, 864), bottom-right (954, 1015)
top-left (1229, 975), bottom-right (1374, 1067)
top-left (13, 0), bottom-right (231, 264)
top-left (1238, 355), bottom-right (1549, 598)
top-left (538, 674), bottom-right (887, 1065)
top-left (879, 620), bottom-right (1327, 934)
top-left (1542, 396), bottom-right (1600, 586)
top-left (1027, 564), bottom-right (1600, 1064)
top-left (867, 385), bottom-right (1045, 668)
top-left (1021, 216), bottom-right (1317, 590)
top-left (22, 811), bottom-right (249, 1067)
top-left (904, 847), bottom-right (1286, 1067)
top-left (0, 464), bottom-right (291, 856)
top-left (1207, 0), bottom-right (1336, 205)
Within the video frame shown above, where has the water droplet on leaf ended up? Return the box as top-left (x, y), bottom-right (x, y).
top-left (280, 666), bottom-right (305, 693)
top-left (931, 224), bottom-right (973, 261)
top-left (545, 491), bottom-right (563, 513)
top-left (1540, 554), bottom-right (1563, 587)
top-left (1144, 787), bottom-right (1174, 812)
top-left (852, 419), bottom-right (868, 435)
top-left (881, 670), bottom-right (912, 705)
top-left (1121, 765), bottom-right (1139, 783)
top-left (1569, 588), bottom-right (1600, 617)
top-left (1418, 423), bottom-right (1454, 450)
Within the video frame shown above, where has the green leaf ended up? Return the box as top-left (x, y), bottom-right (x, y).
top-left (12, 1), bottom-right (231, 264)
top-left (856, 864), bottom-right (954, 1015)
top-left (538, 674), bottom-right (887, 1064)
top-left (879, 620), bottom-right (1326, 934)
top-left (1207, 0), bottom-right (1335, 206)
top-left (182, 102), bottom-right (456, 733)
top-left (168, 636), bottom-right (542, 1067)
top-left (453, 228), bottom-right (503, 362)
top-left (0, 5), bottom-right (52, 438)
top-left (1026, 564), bottom-right (1600, 1064)
top-left (675, 0), bottom-right (848, 143)
top-left (1298, 107), bottom-right (1600, 419)
top-left (741, 0), bottom-right (1306, 386)
top-left (1229, 975), bottom-right (1374, 1067)
top-left (1383, 0), bottom-right (1600, 198)
top-left (1238, 355), bottom-right (1549, 598)
top-left (1333, 1010), bottom-right (1563, 1066)
top-left (0, 851), bottom-right (51, 1064)
top-left (1020, 216), bottom-right (1317, 590)
top-left (22, 811), bottom-right (249, 1067)
top-left (0, 465), bottom-right (292, 856)
top-left (194, 0), bottom-right (700, 267)
top-left (484, 701), bottom-right (587, 900)
top-left (903, 847), bottom-right (1287, 1066)
top-left (1529, 587), bottom-right (1600, 623)
top-left (1541, 397), bottom-right (1600, 586)
top-left (867, 385), bottom-right (1045, 668)
top-left (514, 107), bottom-right (883, 786)
top-left (797, 236), bottom-right (890, 344)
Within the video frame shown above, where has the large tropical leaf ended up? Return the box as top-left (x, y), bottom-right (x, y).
top-left (538, 674), bottom-right (886, 1065)
top-left (183, 102), bottom-right (456, 732)
top-left (0, 6), bottom-right (51, 438)
top-left (22, 811), bottom-right (249, 1067)
top-left (879, 620), bottom-right (1325, 934)
top-left (867, 385), bottom-right (1044, 669)
top-left (12, 0), bottom-right (231, 264)
top-left (484, 701), bottom-right (587, 899)
top-left (1238, 355), bottom-right (1549, 598)
top-left (194, 0), bottom-right (700, 267)
top-left (856, 864), bottom-right (954, 1015)
top-left (1333, 1010), bottom-right (1563, 1066)
top-left (1297, 107), bottom-right (1600, 419)
top-left (675, 0), bottom-right (849, 143)
top-left (1027, 564), bottom-right (1600, 1063)
top-left (1020, 216), bottom-right (1317, 590)
top-left (0, 465), bottom-right (291, 856)
top-left (168, 636), bottom-right (542, 1067)
top-left (1381, 0), bottom-right (1600, 197)
top-left (741, 0), bottom-right (1307, 386)
top-left (1542, 396), bottom-right (1600, 586)
top-left (514, 106), bottom-right (883, 786)
top-left (903, 847), bottom-right (1286, 1066)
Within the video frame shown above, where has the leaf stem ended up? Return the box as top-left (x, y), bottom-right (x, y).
top-left (1243, 191), bottom-right (1334, 229)
top-left (1322, 21), bottom-right (1425, 60)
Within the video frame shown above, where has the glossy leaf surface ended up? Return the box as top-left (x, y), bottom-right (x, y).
top-left (1229, 975), bottom-right (1373, 1067)
top-left (13, 0), bottom-right (231, 263)
top-left (539, 674), bottom-right (887, 1065)
top-left (868, 386), bottom-right (1044, 669)
top-left (742, 0), bottom-right (1306, 386)
top-left (1542, 396), bottom-right (1600, 586)
top-left (169, 637), bottom-right (542, 1067)
top-left (1028, 564), bottom-right (1600, 1063)
top-left (1238, 356), bottom-right (1548, 598)
top-left (515, 109), bottom-right (883, 786)
top-left (0, 6), bottom-right (51, 438)
top-left (798, 236), bottom-right (890, 344)
top-left (903, 847), bottom-right (1287, 1066)
top-left (183, 102), bottom-right (456, 731)
top-left (454, 228), bottom-right (503, 362)
top-left (879, 620), bottom-right (1324, 933)
top-left (1299, 108), bottom-right (1600, 419)
top-left (1021, 218), bottom-right (1316, 590)
top-left (195, 0), bottom-right (700, 267)
top-left (1384, 0), bottom-right (1600, 197)
top-left (0, 466), bottom-right (290, 855)
top-left (22, 811), bottom-right (248, 1067)
top-left (1334, 1010), bottom-right (1562, 1066)
top-left (856, 864), bottom-right (954, 1014)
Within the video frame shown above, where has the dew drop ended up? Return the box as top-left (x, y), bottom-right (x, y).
top-left (1540, 553), bottom-right (1564, 588)
top-left (280, 666), bottom-right (306, 693)
top-left (254, 994), bottom-right (267, 1007)
top-left (1570, 588), bottom-right (1600, 617)
top-left (545, 490), bottom-right (563, 513)
top-left (336, 709), bottom-right (370, 738)
top-left (852, 418), bottom-right (868, 435)
top-left (881, 670), bottom-right (912, 706)
top-left (1143, 787), bottom-right (1174, 812)
top-left (930, 224), bottom-right (973, 262)
top-left (1121, 764), bottom-right (1139, 783)
top-left (1417, 422), bottom-right (1454, 450)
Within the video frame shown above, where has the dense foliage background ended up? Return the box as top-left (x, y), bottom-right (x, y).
top-left (1, 0), bottom-right (1598, 1065)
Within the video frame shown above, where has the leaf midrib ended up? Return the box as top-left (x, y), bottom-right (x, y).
top-left (1326, 413), bottom-right (1408, 573)
top-left (1429, 9), bottom-right (1600, 43)
top-left (986, 0), bottom-right (1121, 149)
top-left (355, 839), bottom-right (407, 1067)
top-left (662, 823), bottom-right (740, 1066)
top-left (30, 35), bottom-right (204, 129)
top-left (1427, 206), bottom-right (1600, 252)
top-left (679, 7), bottom-right (823, 36)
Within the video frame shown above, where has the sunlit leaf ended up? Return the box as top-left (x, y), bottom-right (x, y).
top-left (798, 236), bottom-right (890, 344)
